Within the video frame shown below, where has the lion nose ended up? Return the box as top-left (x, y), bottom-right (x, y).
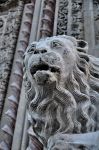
top-left (34, 49), bottom-right (47, 54)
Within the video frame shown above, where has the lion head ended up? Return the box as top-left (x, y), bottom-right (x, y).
top-left (24, 35), bottom-right (78, 86)
top-left (24, 35), bottom-right (99, 148)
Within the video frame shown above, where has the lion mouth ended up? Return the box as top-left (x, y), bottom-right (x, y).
top-left (30, 63), bottom-right (49, 76)
top-left (30, 63), bottom-right (60, 76)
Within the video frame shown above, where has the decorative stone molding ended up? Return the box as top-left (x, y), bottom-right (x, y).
top-left (93, 0), bottom-right (99, 44)
top-left (0, 2), bottom-right (35, 149)
top-left (71, 0), bottom-right (84, 39)
top-left (40, 0), bottom-right (56, 38)
top-left (57, 0), bottom-right (84, 39)
top-left (57, 0), bottom-right (68, 35)
top-left (0, 2), bottom-right (24, 120)
top-left (24, 35), bottom-right (99, 149)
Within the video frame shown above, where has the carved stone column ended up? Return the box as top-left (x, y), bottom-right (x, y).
top-left (0, 0), bottom-right (24, 120)
top-left (22, 0), bottom-right (56, 149)
top-left (39, 0), bottom-right (56, 38)
top-left (0, 2), bottom-right (35, 149)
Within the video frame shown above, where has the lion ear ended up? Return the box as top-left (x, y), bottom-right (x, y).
top-left (77, 40), bottom-right (88, 53)
top-left (60, 35), bottom-right (77, 47)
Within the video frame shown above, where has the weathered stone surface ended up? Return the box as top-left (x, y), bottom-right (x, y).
top-left (57, 0), bottom-right (84, 39)
top-left (57, 0), bottom-right (68, 35)
top-left (0, 0), bottom-right (17, 11)
top-left (0, 1), bottom-right (24, 119)
top-left (1, 0), bottom-right (99, 149)
top-left (94, 0), bottom-right (99, 45)
top-left (24, 35), bottom-right (99, 149)
top-left (40, 0), bottom-right (56, 38)
top-left (47, 131), bottom-right (99, 150)
top-left (0, 2), bottom-right (35, 149)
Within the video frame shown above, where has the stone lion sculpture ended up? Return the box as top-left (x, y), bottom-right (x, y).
top-left (23, 35), bottom-right (99, 149)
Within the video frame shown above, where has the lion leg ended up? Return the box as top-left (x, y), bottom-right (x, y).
top-left (47, 132), bottom-right (99, 150)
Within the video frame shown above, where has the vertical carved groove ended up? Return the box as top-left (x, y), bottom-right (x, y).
top-left (83, 0), bottom-right (95, 53)
top-left (40, 0), bottom-right (56, 38)
top-left (0, 1), bottom-right (24, 120)
top-left (0, 2), bottom-right (35, 149)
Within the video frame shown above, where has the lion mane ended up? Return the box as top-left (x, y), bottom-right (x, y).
top-left (23, 35), bottom-right (99, 148)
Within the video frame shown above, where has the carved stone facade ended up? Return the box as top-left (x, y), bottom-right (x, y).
top-left (39, 0), bottom-right (56, 38)
top-left (0, 1), bottom-right (24, 119)
top-left (56, 0), bottom-right (99, 56)
top-left (0, 0), bottom-right (99, 150)
top-left (57, 0), bottom-right (68, 35)
top-left (94, 0), bottom-right (99, 44)
top-left (71, 0), bottom-right (84, 39)
top-left (57, 0), bottom-right (84, 39)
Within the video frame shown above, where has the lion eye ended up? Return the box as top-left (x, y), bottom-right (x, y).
top-left (51, 41), bottom-right (62, 48)
top-left (27, 44), bottom-right (36, 53)
top-left (27, 48), bottom-right (34, 53)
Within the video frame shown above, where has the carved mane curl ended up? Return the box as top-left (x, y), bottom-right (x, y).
top-left (24, 35), bottom-right (99, 147)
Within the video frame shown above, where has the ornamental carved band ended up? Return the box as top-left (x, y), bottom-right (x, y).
top-left (24, 35), bottom-right (99, 150)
